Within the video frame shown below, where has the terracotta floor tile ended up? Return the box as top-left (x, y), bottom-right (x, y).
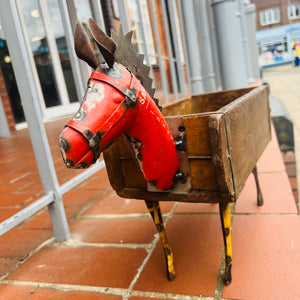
top-left (0, 284), bottom-right (122, 300)
top-left (62, 190), bottom-right (102, 206)
top-left (236, 172), bottom-right (297, 214)
top-left (7, 246), bottom-right (147, 289)
top-left (0, 259), bottom-right (18, 277)
top-left (0, 182), bottom-right (28, 193)
top-left (175, 202), bottom-right (219, 214)
top-left (134, 215), bottom-right (223, 296)
top-left (82, 192), bottom-right (174, 215)
top-left (0, 229), bottom-right (52, 258)
top-left (0, 208), bottom-right (21, 222)
top-left (23, 206), bottom-right (82, 229)
top-left (0, 192), bottom-right (38, 208)
top-left (223, 215), bottom-right (300, 300)
top-left (70, 217), bottom-right (156, 244)
top-left (75, 176), bottom-right (111, 191)
top-left (256, 139), bottom-right (286, 173)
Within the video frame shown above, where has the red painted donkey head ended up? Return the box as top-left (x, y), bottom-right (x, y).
top-left (59, 19), bottom-right (180, 190)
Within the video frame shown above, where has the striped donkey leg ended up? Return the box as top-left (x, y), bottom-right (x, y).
top-left (145, 200), bottom-right (175, 280)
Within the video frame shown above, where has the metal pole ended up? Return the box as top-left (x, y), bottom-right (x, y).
top-left (116, 0), bottom-right (131, 33)
top-left (91, 0), bottom-right (106, 31)
top-left (211, 0), bottom-right (248, 90)
top-left (180, 0), bottom-right (203, 95)
top-left (207, 0), bottom-right (222, 90)
top-left (136, 0), bottom-right (154, 81)
top-left (166, 0), bottom-right (187, 97)
top-left (0, 96), bottom-right (10, 137)
top-left (161, 0), bottom-right (178, 100)
top-left (193, 0), bottom-right (217, 92)
top-left (245, 2), bottom-right (260, 79)
top-left (176, 0), bottom-right (191, 94)
top-left (58, 0), bottom-right (85, 99)
top-left (238, 0), bottom-right (254, 83)
top-left (0, 0), bottom-right (70, 241)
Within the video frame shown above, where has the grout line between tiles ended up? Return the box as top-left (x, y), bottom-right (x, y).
top-left (123, 202), bottom-right (179, 300)
top-left (0, 280), bottom-right (128, 297)
top-left (129, 289), bottom-right (214, 299)
top-left (0, 237), bottom-right (56, 281)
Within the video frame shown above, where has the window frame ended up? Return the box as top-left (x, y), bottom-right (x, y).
top-left (260, 8), bottom-right (280, 26)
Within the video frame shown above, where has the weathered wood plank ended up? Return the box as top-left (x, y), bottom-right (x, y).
top-left (222, 86), bottom-right (271, 196)
top-left (209, 114), bottom-right (235, 200)
top-left (184, 115), bottom-right (211, 156)
top-left (189, 159), bottom-right (218, 190)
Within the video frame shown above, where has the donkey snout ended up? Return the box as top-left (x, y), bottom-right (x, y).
top-left (59, 127), bottom-right (95, 169)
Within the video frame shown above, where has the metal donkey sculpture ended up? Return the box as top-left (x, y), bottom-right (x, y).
top-left (60, 19), bottom-right (271, 285)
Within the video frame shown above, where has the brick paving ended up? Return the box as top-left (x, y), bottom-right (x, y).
top-left (1, 69), bottom-right (300, 299)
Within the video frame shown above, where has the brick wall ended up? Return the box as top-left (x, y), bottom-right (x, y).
top-left (0, 68), bottom-right (15, 132)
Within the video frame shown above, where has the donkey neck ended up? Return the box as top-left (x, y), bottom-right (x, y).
top-left (126, 85), bottom-right (179, 190)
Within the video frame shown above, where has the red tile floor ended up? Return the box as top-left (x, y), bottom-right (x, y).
top-left (0, 118), bottom-right (300, 299)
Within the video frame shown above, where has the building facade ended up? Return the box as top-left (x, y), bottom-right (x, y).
top-left (252, 0), bottom-right (300, 67)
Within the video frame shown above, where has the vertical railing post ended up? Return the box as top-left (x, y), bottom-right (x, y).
top-left (0, 0), bottom-right (70, 241)
top-left (91, 0), bottom-right (106, 30)
top-left (58, 0), bottom-right (85, 99)
top-left (166, 0), bottom-right (187, 97)
top-left (180, 0), bottom-right (203, 95)
top-left (193, 0), bottom-right (217, 92)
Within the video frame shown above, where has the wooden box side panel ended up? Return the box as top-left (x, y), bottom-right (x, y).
top-left (224, 86), bottom-right (271, 196)
top-left (183, 115), bottom-right (219, 191)
top-left (103, 138), bottom-right (147, 193)
top-left (190, 88), bottom-right (254, 114)
top-left (162, 87), bottom-right (254, 117)
top-left (209, 114), bottom-right (235, 200)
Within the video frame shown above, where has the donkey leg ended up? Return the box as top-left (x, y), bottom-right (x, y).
top-left (219, 203), bottom-right (232, 285)
top-left (145, 200), bottom-right (175, 281)
top-left (252, 165), bottom-right (264, 206)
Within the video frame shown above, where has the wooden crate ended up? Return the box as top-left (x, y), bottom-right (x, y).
top-left (104, 85), bottom-right (271, 204)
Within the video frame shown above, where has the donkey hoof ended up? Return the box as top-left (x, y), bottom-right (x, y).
top-left (167, 272), bottom-right (176, 281)
top-left (257, 193), bottom-right (264, 206)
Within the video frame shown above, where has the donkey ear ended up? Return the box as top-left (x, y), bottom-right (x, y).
top-left (88, 18), bottom-right (116, 68)
top-left (75, 22), bottom-right (98, 69)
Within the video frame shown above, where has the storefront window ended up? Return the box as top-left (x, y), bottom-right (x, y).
top-left (18, 0), bottom-right (60, 108)
top-left (46, 0), bottom-right (77, 102)
top-left (258, 41), bottom-right (290, 66)
top-left (74, 0), bottom-right (94, 24)
top-left (0, 19), bottom-right (24, 123)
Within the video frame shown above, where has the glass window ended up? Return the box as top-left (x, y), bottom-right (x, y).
top-left (46, 0), bottom-right (77, 102)
top-left (74, 0), bottom-right (94, 25)
top-left (18, 0), bottom-right (60, 108)
top-left (128, 0), bottom-right (156, 65)
top-left (0, 19), bottom-right (24, 123)
top-left (288, 4), bottom-right (300, 19)
top-left (260, 8), bottom-right (280, 26)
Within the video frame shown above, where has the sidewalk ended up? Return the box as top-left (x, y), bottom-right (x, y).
top-left (1, 78), bottom-right (300, 299)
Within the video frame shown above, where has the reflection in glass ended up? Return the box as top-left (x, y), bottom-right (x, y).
top-left (74, 0), bottom-right (94, 24)
top-left (18, 0), bottom-right (60, 108)
top-left (0, 19), bottom-right (24, 123)
top-left (47, 0), bottom-right (77, 102)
